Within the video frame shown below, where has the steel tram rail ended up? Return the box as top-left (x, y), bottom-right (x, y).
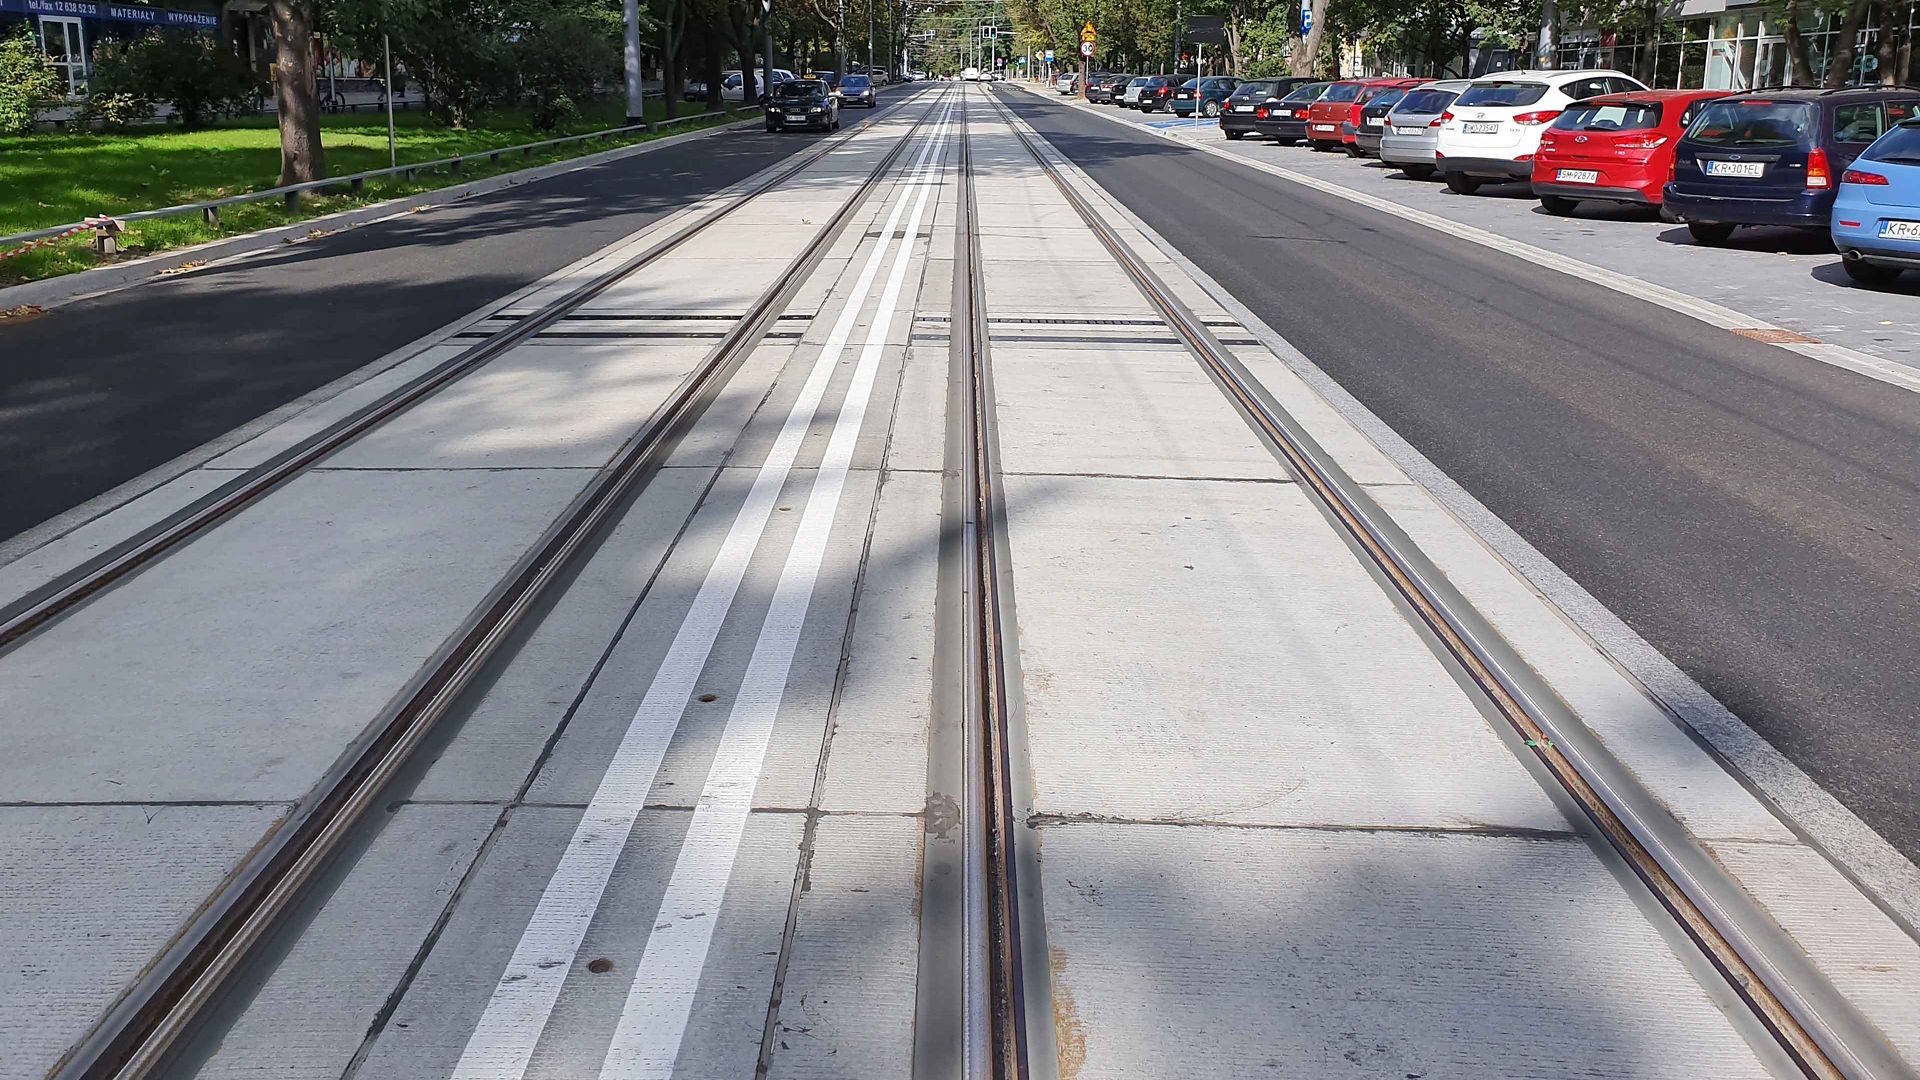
top-left (38, 89), bottom-right (952, 1080)
top-left (979, 86), bottom-right (1911, 1080)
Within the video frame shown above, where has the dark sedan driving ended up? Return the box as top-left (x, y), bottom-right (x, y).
top-left (765, 79), bottom-right (841, 132)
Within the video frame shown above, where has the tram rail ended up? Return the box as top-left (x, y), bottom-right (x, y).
top-left (33, 89), bottom-right (950, 1080)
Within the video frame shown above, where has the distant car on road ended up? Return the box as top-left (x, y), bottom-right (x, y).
top-left (1252, 81), bottom-right (1331, 145)
top-left (765, 78), bottom-right (840, 132)
top-left (1664, 87), bottom-right (1920, 244)
top-left (1173, 76), bottom-right (1238, 118)
top-left (1529, 89), bottom-right (1726, 214)
top-left (962, 66), bottom-right (982, 81)
top-left (1436, 69), bottom-right (1647, 194)
top-left (1379, 80), bottom-right (1471, 179)
top-left (1832, 117), bottom-right (1920, 284)
top-left (839, 73), bottom-right (876, 107)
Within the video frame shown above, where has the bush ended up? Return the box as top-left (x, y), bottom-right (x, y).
top-left (87, 31), bottom-right (261, 129)
top-left (0, 24), bottom-right (64, 135)
top-left (517, 15), bottom-right (617, 131)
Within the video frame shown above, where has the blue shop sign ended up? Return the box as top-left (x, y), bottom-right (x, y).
top-left (104, 2), bottom-right (159, 21)
top-left (26, 0), bottom-right (105, 16)
top-left (6, 1), bottom-right (219, 23)
top-left (161, 7), bottom-right (215, 26)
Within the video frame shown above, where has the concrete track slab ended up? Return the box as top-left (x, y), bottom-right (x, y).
top-left (974, 259), bottom-right (1146, 316)
top-left (1001, 473), bottom-right (1564, 832)
top-left (990, 347), bottom-right (1288, 480)
top-left (883, 345), bottom-right (947, 475)
top-left (0, 467), bottom-right (234, 601)
top-left (582, 257), bottom-right (797, 314)
top-left (1037, 823), bottom-right (1772, 1079)
top-left (186, 804), bottom-right (495, 1080)
top-left (324, 343), bottom-right (712, 470)
top-left (0, 804), bottom-right (288, 1080)
top-left (0, 468), bottom-right (581, 802)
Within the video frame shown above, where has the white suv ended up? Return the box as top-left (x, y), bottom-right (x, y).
top-left (1434, 69), bottom-right (1647, 194)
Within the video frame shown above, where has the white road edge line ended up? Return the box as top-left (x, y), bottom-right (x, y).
top-left (445, 92), bottom-right (952, 1080)
top-left (595, 91), bottom-right (951, 1080)
top-left (1015, 82), bottom-right (1920, 397)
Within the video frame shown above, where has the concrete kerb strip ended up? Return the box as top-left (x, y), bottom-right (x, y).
top-left (1006, 80), bottom-right (1920, 397)
top-left (0, 113), bottom-right (762, 314)
top-left (993, 88), bottom-right (1920, 935)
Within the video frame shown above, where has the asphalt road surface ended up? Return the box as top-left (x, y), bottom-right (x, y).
top-left (993, 88), bottom-right (1920, 864)
top-left (0, 85), bottom-right (933, 546)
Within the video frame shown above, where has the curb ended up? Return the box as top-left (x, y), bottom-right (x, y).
top-left (0, 114), bottom-right (761, 313)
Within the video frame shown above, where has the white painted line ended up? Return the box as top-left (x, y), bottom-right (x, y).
top-left (446, 92), bottom-right (952, 1080)
top-left (595, 98), bottom-right (951, 1080)
top-left (1009, 82), bottom-right (1920, 397)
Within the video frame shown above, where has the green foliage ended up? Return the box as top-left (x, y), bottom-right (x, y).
top-left (0, 24), bottom-right (64, 135)
top-left (85, 31), bottom-right (261, 129)
top-left (516, 13), bottom-right (619, 130)
top-left (330, 0), bottom-right (519, 127)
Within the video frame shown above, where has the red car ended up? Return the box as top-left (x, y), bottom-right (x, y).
top-left (1531, 89), bottom-right (1727, 214)
top-left (1306, 78), bottom-right (1423, 151)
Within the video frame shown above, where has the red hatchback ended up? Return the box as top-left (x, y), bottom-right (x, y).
top-left (1306, 78), bottom-right (1423, 151)
top-left (1531, 89), bottom-right (1727, 213)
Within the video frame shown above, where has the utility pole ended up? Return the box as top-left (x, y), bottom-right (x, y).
top-left (762, 0), bottom-right (774, 103)
top-left (623, 0), bottom-right (643, 122)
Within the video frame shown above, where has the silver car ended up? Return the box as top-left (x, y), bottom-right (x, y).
top-left (1121, 77), bottom-right (1152, 108)
top-left (1379, 80), bottom-right (1471, 180)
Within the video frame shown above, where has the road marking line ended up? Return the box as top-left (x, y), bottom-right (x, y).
top-left (1011, 83), bottom-right (1920, 396)
top-left (595, 95), bottom-right (951, 1080)
top-left (446, 93), bottom-right (952, 1080)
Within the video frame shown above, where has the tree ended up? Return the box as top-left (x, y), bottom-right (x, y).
top-left (331, 0), bottom-right (517, 127)
top-left (0, 24), bottom-right (63, 136)
top-left (517, 12), bottom-right (618, 129)
top-left (271, 0), bottom-right (327, 183)
top-left (87, 31), bottom-right (261, 129)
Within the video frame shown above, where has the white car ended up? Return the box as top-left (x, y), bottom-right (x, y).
top-left (1121, 76), bottom-right (1152, 107)
top-left (1434, 69), bottom-right (1647, 194)
top-left (962, 66), bottom-right (982, 81)
top-left (1054, 73), bottom-right (1077, 94)
top-left (721, 69), bottom-right (796, 101)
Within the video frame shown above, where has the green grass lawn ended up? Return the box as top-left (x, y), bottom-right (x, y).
top-left (0, 97), bottom-right (745, 287)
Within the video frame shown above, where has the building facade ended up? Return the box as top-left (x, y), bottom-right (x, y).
top-left (1556, 0), bottom-right (1916, 89)
top-left (1, 0), bottom-right (227, 96)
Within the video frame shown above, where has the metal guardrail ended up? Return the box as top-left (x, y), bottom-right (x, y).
top-left (0, 108), bottom-right (738, 249)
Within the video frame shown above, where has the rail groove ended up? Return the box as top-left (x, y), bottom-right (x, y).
top-left (39, 93), bottom-right (943, 1080)
top-left (983, 86), bottom-right (1910, 1080)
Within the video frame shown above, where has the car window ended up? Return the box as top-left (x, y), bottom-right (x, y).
top-left (1555, 102), bottom-right (1660, 131)
top-left (1456, 81), bottom-right (1548, 107)
top-left (1322, 83), bottom-right (1364, 103)
top-left (1129, 77), bottom-right (1151, 87)
top-left (1280, 83), bottom-right (1329, 104)
top-left (1679, 97), bottom-right (1718, 127)
top-left (1558, 76), bottom-right (1613, 101)
top-left (1394, 88), bottom-right (1458, 115)
top-left (841, 75), bottom-right (869, 89)
top-left (724, 75), bottom-right (741, 89)
top-left (1204, 78), bottom-right (1233, 91)
top-left (1684, 99), bottom-right (1815, 147)
top-left (1605, 77), bottom-right (1646, 96)
top-left (1862, 121), bottom-right (1920, 162)
top-left (775, 80), bottom-right (826, 100)
top-left (1833, 102), bottom-right (1892, 144)
top-left (1364, 89), bottom-right (1407, 111)
top-left (1229, 81), bottom-right (1276, 100)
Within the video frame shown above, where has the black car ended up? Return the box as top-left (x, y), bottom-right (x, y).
top-left (1252, 81), bottom-right (1331, 145)
top-left (1136, 75), bottom-right (1178, 113)
top-left (1173, 76), bottom-right (1239, 118)
top-left (1088, 73), bottom-right (1132, 105)
top-left (1664, 87), bottom-right (1920, 242)
top-left (839, 73), bottom-right (876, 107)
top-left (1351, 86), bottom-right (1408, 157)
top-left (766, 79), bottom-right (840, 132)
top-left (1219, 77), bottom-right (1314, 140)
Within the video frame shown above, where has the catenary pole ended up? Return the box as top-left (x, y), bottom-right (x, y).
top-left (383, 32), bottom-right (395, 167)
top-left (623, 0), bottom-right (643, 122)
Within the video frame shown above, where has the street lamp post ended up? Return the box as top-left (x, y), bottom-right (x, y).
top-left (762, 0), bottom-right (773, 106)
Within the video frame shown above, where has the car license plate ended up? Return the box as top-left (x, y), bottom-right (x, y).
top-left (1880, 219), bottom-right (1920, 240)
top-left (1364, 117), bottom-right (1381, 127)
top-left (1556, 169), bottom-right (1599, 184)
top-left (1463, 121), bottom-right (1500, 134)
top-left (1704, 159), bottom-right (1765, 178)
top-left (787, 110), bottom-right (806, 118)
top-left (1394, 125), bottom-right (1424, 135)
top-left (1314, 123), bottom-right (1336, 132)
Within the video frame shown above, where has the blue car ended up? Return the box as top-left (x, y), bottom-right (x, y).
top-left (1832, 117), bottom-right (1920, 284)
top-left (1664, 88), bottom-right (1920, 244)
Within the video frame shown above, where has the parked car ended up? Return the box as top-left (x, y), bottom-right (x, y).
top-left (765, 78), bottom-right (840, 132)
top-left (1664, 87), bottom-right (1920, 243)
top-left (1121, 76), bottom-right (1155, 108)
top-left (1253, 81), bottom-right (1332, 145)
top-left (1219, 78), bottom-right (1310, 140)
top-left (1351, 86), bottom-right (1411, 157)
top-left (839, 73), bottom-right (876, 107)
top-left (1087, 73), bottom-right (1130, 104)
top-left (1831, 117), bottom-right (1920, 283)
top-left (1174, 76), bottom-right (1239, 118)
top-left (1435, 69), bottom-right (1647, 193)
top-left (1055, 72), bottom-right (1079, 94)
top-left (1334, 79), bottom-right (1425, 154)
top-left (1529, 89), bottom-right (1727, 214)
top-left (1380, 80), bottom-right (1471, 178)
top-left (1304, 80), bottom-right (1370, 149)
top-left (1136, 75), bottom-right (1179, 112)
top-left (718, 69), bottom-right (798, 102)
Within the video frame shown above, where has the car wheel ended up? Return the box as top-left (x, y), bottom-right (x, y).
top-left (1841, 258), bottom-right (1902, 285)
top-left (1401, 164), bottom-right (1435, 180)
top-left (1345, 144), bottom-right (1364, 157)
top-left (1687, 221), bottom-right (1735, 244)
top-left (1539, 194), bottom-right (1578, 216)
top-left (1274, 138), bottom-right (1297, 147)
top-left (765, 124), bottom-right (777, 133)
top-left (1224, 129), bottom-right (1243, 141)
top-left (1444, 173), bottom-right (1481, 195)
top-left (1203, 101), bottom-right (1221, 117)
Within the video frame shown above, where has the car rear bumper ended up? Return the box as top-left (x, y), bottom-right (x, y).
top-left (1253, 118), bottom-right (1310, 140)
top-left (1354, 130), bottom-right (1384, 153)
top-left (1437, 155), bottom-right (1532, 180)
top-left (1832, 213), bottom-right (1920, 263)
top-left (1379, 134), bottom-right (1438, 164)
top-left (1532, 180), bottom-right (1659, 205)
top-left (1661, 186), bottom-right (1832, 227)
top-left (1219, 113), bottom-right (1261, 133)
top-left (1306, 121), bottom-right (1343, 143)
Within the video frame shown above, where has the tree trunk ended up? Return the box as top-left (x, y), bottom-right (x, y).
top-left (1536, 0), bottom-right (1558, 69)
top-left (705, 20), bottom-right (725, 110)
top-left (664, 0), bottom-right (685, 119)
top-left (268, 0), bottom-right (325, 185)
top-left (1826, 0), bottom-right (1872, 87)
top-left (1782, 0), bottom-right (1817, 87)
top-left (1291, 0), bottom-right (1331, 75)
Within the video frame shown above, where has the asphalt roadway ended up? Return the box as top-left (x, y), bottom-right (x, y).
top-left (0, 85), bottom-right (933, 546)
top-left (992, 88), bottom-right (1920, 865)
